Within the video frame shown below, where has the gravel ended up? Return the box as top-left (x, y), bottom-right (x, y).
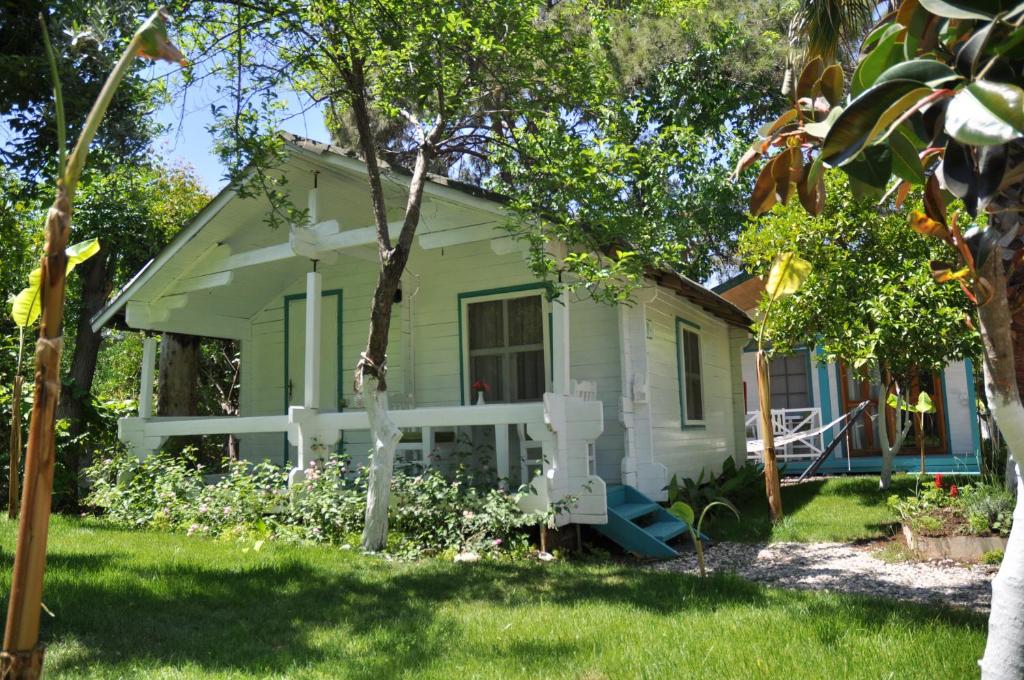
top-left (651, 541), bottom-right (997, 613)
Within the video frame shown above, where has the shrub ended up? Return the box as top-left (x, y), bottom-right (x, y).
top-left (888, 476), bottom-right (1014, 537)
top-left (983, 549), bottom-right (1005, 565)
top-left (84, 448), bottom-right (541, 559)
top-left (664, 457), bottom-right (763, 519)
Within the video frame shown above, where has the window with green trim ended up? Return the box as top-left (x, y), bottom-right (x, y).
top-left (677, 322), bottom-right (704, 424)
top-left (467, 294), bottom-right (545, 402)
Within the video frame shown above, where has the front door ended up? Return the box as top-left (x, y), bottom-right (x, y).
top-left (838, 363), bottom-right (947, 455)
top-left (283, 289), bottom-right (341, 464)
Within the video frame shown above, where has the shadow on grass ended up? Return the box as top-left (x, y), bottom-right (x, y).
top-left (8, 538), bottom-right (985, 678)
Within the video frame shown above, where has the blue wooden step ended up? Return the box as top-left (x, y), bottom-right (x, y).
top-left (592, 484), bottom-right (695, 559)
top-left (646, 520), bottom-right (687, 542)
top-left (615, 502), bottom-right (660, 520)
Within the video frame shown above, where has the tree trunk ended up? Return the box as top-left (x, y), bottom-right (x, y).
top-left (360, 374), bottom-right (401, 550)
top-left (878, 383), bottom-right (911, 491)
top-left (756, 351), bottom-right (783, 521)
top-left (157, 332), bottom-right (200, 455)
top-left (55, 253), bottom-right (111, 506)
top-left (975, 249), bottom-right (1024, 680)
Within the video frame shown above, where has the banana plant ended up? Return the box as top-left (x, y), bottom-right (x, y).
top-left (2, 10), bottom-right (183, 676)
top-left (887, 389), bottom-right (936, 475)
top-left (6, 239), bottom-right (99, 519)
top-left (668, 499), bottom-right (740, 578)
top-left (756, 252), bottom-right (812, 522)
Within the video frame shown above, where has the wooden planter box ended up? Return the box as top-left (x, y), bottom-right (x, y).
top-left (902, 524), bottom-right (1008, 563)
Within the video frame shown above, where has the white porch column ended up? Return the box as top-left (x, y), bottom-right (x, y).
top-left (551, 294), bottom-right (571, 395)
top-left (138, 335), bottom-right (157, 418)
top-left (304, 270), bottom-right (322, 409)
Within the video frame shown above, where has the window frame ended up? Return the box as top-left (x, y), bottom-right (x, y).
top-left (458, 285), bottom-right (552, 405)
top-left (676, 317), bottom-right (706, 429)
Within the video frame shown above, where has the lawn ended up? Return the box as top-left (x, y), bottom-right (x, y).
top-left (710, 475), bottom-right (920, 543)
top-left (0, 514), bottom-right (985, 679)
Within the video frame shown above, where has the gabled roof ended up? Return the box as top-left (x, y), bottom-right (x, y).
top-left (92, 135), bottom-right (751, 332)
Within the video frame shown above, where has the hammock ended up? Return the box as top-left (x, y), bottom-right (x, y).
top-left (746, 403), bottom-right (866, 454)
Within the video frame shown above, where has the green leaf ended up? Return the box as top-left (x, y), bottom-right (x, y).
top-left (890, 126), bottom-right (925, 184)
top-left (851, 25), bottom-right (903, 97)
top-left (668, 502), bottom-right (694, 526)
top-left (817, 64), bottom-right (844, 106)
top-left (874, 60), bottom-right (961, 89)
top-left (10, 238), bottom-right (101, 328)
top-left (822, 80), bottom-right (932, 167)
top-left (803, 106), bottom-right (843, 140)
top-left (915, 391), bottom-right (935, 413)
top-left (766, 252), bottom-right (812, 300)
top-left (844, 145), bottom-right (893, 195)
top-left (919, 0), bottom-right (1003, 19)
top-left (945, 81), bottom-right (1024, 145)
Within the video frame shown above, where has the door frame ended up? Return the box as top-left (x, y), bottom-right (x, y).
top-left (282, 288), bottom-right (344, 465)
top-left (836, 362), bottom-right (950, 457)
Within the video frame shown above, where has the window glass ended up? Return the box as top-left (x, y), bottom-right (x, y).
top-left (768, 352), bottom-right (811, 409)
top-left (467, 294), bottom-right (546, 402)
top-left (680, 326), bottom-right (704, 422)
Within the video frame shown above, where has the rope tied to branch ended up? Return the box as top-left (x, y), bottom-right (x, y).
top-left (355, 352), bottom-right (388, 392)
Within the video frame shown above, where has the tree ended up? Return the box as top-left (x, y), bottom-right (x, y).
top-left (738, 3), bottom-right (1024, 675)
top-left (56, 164), bottom-right (206, 503)
top-left (739, 176), bottom-right (978, 488)
top-left (492, 0), bottom-right (792, 286)
top-left (176, 0), bottom-right (599, 551)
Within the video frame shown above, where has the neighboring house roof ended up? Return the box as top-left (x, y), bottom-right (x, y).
top-left (92, 135), bottom-right (751, 332)
top-left (714, 272), bottom-right (764, 317)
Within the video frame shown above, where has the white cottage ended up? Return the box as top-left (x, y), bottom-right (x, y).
top-left (91, 136), bottom-right (751, 553)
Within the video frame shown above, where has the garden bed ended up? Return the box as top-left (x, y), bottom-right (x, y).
top-left (889, 474), bottom-right (1013, 564)
top-left (902, 524), bottom-right (1008, 563)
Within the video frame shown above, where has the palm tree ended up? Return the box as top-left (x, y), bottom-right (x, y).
top-left (781, 0), bottom-right (885, 96)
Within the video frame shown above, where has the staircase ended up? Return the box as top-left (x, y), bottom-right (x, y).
top-left (593, 484), bottom-right (693, 558)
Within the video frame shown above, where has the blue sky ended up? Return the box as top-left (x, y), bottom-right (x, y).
top-left (153, 78), bottom-right (332, 192)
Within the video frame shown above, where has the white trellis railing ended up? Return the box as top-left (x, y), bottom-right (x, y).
top-left (745, 407), bottom-right (824, 461)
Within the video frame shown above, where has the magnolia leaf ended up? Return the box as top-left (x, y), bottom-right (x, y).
top-left (919, 0), bottom-right (1003, 19)
top-left (852, 24), bottom-right (904, 96)
top-left (818, 64), bottom-right (844, 106)
top-left (10, 238), bottom-right (100, 328)
top-left (890, 126), bottom-right (925, 184)
top-left (796, 57), bottom-right (825, 102)
top-left (136, 10), bottom-right (187, 65)
top-left (874, 59), bottom-right (961, 89)
top-left (668, 502), bottom-right (695, 527)
top-left (945, 81), bottom-right (1024, 146)
top-left (924, 173), bottom-right (948, 225)
top-left (803, 106), bottom-right (843, 139)
top-left (797, 171), bottom-right (826, 216)
top-left (911, 211), bottom-right (952, 241)
top-left (821, 80), bottom-right (931, 167)
top-left (766, 252), bottom-right (812, 301)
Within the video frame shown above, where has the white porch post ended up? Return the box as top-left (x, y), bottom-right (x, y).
top-left (495, 425), bottom-right (510, 488)
top-left (138, 335), bottom-right (157, 418)
top-left (304, 270), bottom-right (322, 410)
top-left (551, 294), bottom-right (570, 395)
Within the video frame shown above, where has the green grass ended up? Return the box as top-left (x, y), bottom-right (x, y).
top-left (0, 515), bottom-right (986, 679)
top-left (710, 475), bottom-right (919, 543)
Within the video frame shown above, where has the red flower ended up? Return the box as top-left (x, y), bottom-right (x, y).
top-left (934, 473), bottom-right (944, 489)
top-left (950, 484), bottom-right (959, 498)
top-left (472, 380), bottom-right (490, 392)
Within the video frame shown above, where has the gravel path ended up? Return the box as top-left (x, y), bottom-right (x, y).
top-left (652, 541), bottom-right (996, 613)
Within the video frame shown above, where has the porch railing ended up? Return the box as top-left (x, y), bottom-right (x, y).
top-left (118, 394), bottom-right (607, 526)
top-left (745, 407), bottom-right (824, 461)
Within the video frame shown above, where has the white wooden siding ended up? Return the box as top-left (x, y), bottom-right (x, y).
top-left (645, 289), bottom-right (739, 481)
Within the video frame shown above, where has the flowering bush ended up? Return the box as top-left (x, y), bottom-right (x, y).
top-left (888, 475), bottom-right (1014, 537)
top-left (84, 448), bottom-right (541, 559)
